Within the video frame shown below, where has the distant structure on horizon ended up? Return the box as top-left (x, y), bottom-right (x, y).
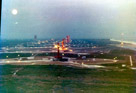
top-left (121, 33), bottom-right (124, 47)
top-left (34, 35), bottom-right (37, 41)
top-left (66, 35), bottom-right (70, 43)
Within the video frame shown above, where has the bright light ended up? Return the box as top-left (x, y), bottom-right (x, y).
top-left (12, 9), bottom-right (18, 15)
top-left (59, 48), bottom-right (62, 50)
top-left (70, 50), bottom-right (73, 52)
top-left (7, 61), bottom-right (10, 63)
top-left (113, 60), bottom-right (117, 62)
top-left (54, 45), bottom-right (58, 48)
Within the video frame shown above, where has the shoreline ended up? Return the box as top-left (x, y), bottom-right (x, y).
top-left (110, 39), bottom-right (136, 51)
top-left (110, 39), bottom-right (136, 45)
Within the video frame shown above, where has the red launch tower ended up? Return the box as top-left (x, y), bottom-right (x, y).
top-left (55, 42), bottom-right (61, 58)
top-left (66, 35), bottom-right (70, 43)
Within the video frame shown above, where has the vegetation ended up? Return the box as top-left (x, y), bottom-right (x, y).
top-left (0, 65), bottom-right (135, 93)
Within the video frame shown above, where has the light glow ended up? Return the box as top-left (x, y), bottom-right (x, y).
top-left (12, 9), bottom-right (18, 15)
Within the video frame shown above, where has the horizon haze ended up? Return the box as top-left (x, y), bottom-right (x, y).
top-left (1, 0), bottom-right (136, 40)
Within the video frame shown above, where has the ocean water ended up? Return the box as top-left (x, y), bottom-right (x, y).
top-left (1, 39), bottom-right (135, 51)
top-left (0, 39), bottom-right (115, 59)
top-left (0, 39), bottom-right (114, 48)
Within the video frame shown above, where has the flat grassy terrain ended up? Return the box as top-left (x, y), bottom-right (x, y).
top-left (0, 65), bottom-right (135, 93)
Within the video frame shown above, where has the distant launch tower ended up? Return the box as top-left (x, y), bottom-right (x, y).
top-left (121, 33), bottom-right (124, 47)
top-left (34, 35), bottom-right (37, 41)
top-left (66, 35), bottom-right (70, 43)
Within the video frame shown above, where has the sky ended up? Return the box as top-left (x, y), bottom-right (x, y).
top-left (1, 0), bottom-right (136, 39)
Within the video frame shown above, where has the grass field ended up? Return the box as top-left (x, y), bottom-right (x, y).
top-left (0, 64), bottom-right (135, 93)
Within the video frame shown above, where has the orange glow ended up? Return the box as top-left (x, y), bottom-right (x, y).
top-left (62, 40), bottom-right (64, 49)
top-left (121, 42), bottom-right (124, 45)
top-left (61, 47), bottom-right (68, 51)
top-left (54, 43), bottom-right (69, 51)
top-left (54, 45), bottom-right (58, 48)
top-left (59, 47), bottom-right (62, 50)
top-left (70, 50), bottom-right (73, 52)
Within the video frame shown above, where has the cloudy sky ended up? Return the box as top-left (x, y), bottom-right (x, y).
top-left (1, 0), bottom-right (136, 39)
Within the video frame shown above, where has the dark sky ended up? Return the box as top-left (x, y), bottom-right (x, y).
top-left (1, 0), bottom-right (136, 39)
